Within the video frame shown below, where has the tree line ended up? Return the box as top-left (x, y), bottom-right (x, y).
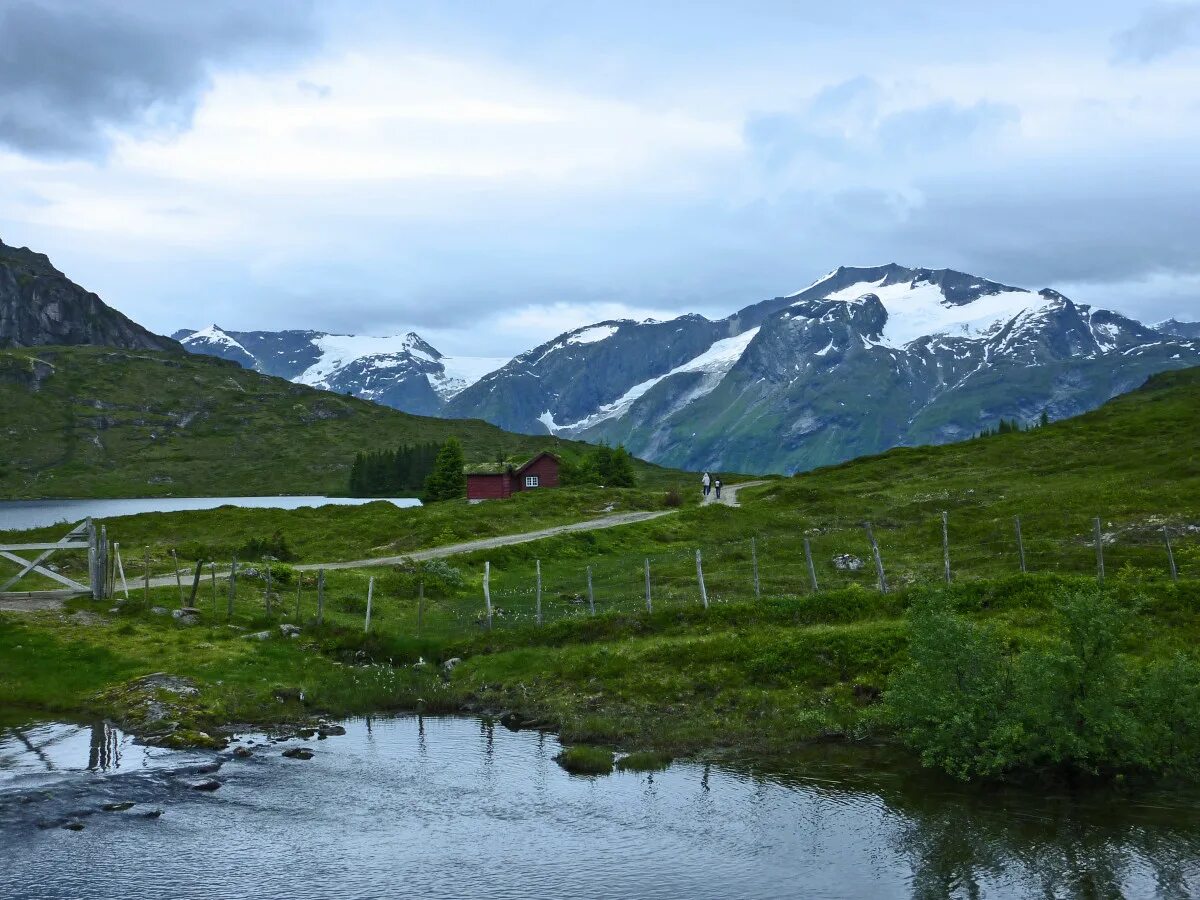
top-left (973, 409), bottom-right (1050, 439)
top-left (349, 442), bottom-right (444, 496)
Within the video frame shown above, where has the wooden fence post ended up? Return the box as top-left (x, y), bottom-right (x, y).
top-left (644, 558), bottom-right (652, 613)
top-left (586, 565), bottom-right (595, 615)
top-left (417, 580), bottom-right (424, 637)
top-left (941, 511), bottom-right (951, 584)
top-left (144, 547), bottom-right (150, 604)
top-left (227, 557), bottom-right (238, 620)
top-left (188, 560), bottom-right (203, 606)
top-left (100, 525), bottom-right (110, 600)
top-left (1164, 526), bottom-right (1178, 582)
top-left (114, 543), bottom-right (129, 601)
top-left (364, 576), bottom-right (374, 633)
top-left (316, 568), bottom-right (325, 625)
top-left (1014, 516), bottom-right (1027, 574)
top-left (86, 519), bottom-right (97, 600)
top-left (484, 561), bottom-right (493, 628)
top-left (864, 523), bottom-right (888, 594)
top-left (695, 549), bottom-right (708, 609)
top-left (535, 560), bottom-right (543, 626)
top-left (210, 562), bottom-right (217, 613)
top-left (264, 560), bottom-right (273, 616)
top-left (171, 549), bottom-right (183, 607)
top-left (804, 537), bottom-right (818, 593)
top-left (751, 538), bottom-right (760, 600)
top-left (1093, 517), bottom-right (1105, 583)
top-left (295, 576), bottom-right (302, 621)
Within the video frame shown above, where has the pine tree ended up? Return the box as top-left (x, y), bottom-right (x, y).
top-left (1040, 408), bottom-right (1050, 428)
top-left (423, 438), bottom-right (466, 502)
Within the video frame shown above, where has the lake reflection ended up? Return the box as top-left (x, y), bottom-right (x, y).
top-left (1, 717), bottom-right (1198, 899)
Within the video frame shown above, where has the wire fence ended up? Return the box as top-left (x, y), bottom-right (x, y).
top-left (377, 511), bottom-right (1199, 640)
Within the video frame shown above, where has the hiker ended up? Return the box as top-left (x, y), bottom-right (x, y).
top-left (714, 478), bottom-right (722, 500)
top-left (702, 472), bottom-right (711, 497)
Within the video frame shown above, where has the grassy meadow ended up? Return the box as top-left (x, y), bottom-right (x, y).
top-left (1, 367), bottom-right (1198, 780)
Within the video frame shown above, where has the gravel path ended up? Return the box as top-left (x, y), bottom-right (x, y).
top-left (702, 480), bottom-right (766, 508)
top-left (2, 487), bottom-right (766, 610)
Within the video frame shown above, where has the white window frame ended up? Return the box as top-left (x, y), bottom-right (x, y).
top-left (524, 475), bottom-right (540, 488)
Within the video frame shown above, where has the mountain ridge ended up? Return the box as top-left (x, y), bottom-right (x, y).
top-left (0, 238), bottom-right (181, 352)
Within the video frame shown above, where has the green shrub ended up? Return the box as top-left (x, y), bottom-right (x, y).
top-left (886, 585), bottom-right (1200, 780)
top-left (554, 745), bottom-right (615, 775)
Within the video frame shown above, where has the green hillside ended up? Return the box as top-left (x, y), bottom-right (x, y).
top-left (3, 367), bottom-right (1198, 782)
top-left (0, 346), bottom-right (677, 498)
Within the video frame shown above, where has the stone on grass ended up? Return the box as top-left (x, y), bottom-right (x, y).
top-left (832, 554), bottom-right (864, 571)
top-left (243, 630), bottom-right (272, 641)
top-left (149, 606), bottom-right (169, 616)
top-left (279, 623), bottom-right (301, 638)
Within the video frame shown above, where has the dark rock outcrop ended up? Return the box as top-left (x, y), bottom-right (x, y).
top-left (0, 238), bottom-right (181, 351)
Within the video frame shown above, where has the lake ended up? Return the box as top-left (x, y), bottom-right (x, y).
top-left (2, 716), bottom-right (1197, 899)
top-left (0, 496), bottom-right (421, 532)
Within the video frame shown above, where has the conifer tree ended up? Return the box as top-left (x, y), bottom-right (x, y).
top-left (423, 438), bottom-right (466, 502)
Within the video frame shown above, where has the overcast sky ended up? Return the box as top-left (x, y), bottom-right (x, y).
top-left (1, 1), bottom-right (1198, 356)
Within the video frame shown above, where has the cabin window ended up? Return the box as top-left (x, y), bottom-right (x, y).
top-left (525, 475), bottom-right (540, 488)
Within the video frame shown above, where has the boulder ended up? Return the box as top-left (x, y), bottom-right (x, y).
top-left (442, 657), bottom-right (462, 672)
top-left (279, 623), bottom-right (301, 638)
top-left (149, 606), bottom-right (170, 616)
top-left (317, 723), bottom-right (346, 737)
top-left (243, 630), bottom-right (272, 641)
top-left (832, 554), bottom-right (864, 571)
top-left (190, 779), bottom-right (221, 791)
top-left (233, 746), bottom-right (252, 758)
top-left (282, 747), bottom-right (314, 760)
top-left (172, 607), bottom-right (201, 626)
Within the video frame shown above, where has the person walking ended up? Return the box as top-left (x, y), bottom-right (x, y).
top-left (714, 478), bottom-right (722, 500)
top-left (701, 472), bottom-right (711, 497)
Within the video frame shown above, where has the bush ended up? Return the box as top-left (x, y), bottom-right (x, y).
top-left (240, 530), bottom-right (296, 563)
top-left (382, 558), bottom-right (466, 598)
top-left (554, 745), bottom-right (615, 775)
top-left (885, 585), bottom-right (1200, 781)
top-left (662, 488), bottom-right (682, 508)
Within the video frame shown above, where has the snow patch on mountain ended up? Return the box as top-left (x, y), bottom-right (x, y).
top-left (295, 333), bottom-right (436, 387)
top-left (549, 327), bottom-right (761, 433)
top-left (184, 324), bottom-right (248, 352)
top-left (433, 356), bottom-right (512, 400)
top-left (806, 277), bottom-right (1041, 348)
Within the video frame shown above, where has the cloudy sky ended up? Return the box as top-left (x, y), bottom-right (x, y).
top-left (1, 1), bottom-right (1198, 355)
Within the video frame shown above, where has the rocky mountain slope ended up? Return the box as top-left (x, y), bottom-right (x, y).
top-left (0, 238), bottom-right (180, 351)
top-left (445, 264), bottom-right (1200, 473)
top-left (174, 325), bottom-right (506, 416)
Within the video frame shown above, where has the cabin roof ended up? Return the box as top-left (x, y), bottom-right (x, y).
top-left (463, 451), bottom-right (559, 476)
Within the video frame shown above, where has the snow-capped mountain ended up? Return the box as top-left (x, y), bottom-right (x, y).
top-left (173, 326), bottom-right (507, 416)
top-left (445, 264), bottom-right (1200, 473)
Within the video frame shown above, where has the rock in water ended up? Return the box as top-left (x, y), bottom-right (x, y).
top-left (191, 779), bottom-right (221, 791)
top-left (282, 747), bottom-right (314, 760)
top-left (102, 802), bottom-right (135, 812)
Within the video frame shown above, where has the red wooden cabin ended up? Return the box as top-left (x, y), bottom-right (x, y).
top-left (466, 451), bottom-right (560, 501)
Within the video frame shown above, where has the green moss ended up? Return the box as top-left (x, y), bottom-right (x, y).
top-left (616, 751), bottom-right (673, 772)
top-left (555, 745), bottom-right (616, 775)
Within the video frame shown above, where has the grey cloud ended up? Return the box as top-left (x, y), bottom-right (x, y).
top-left (875, 101), bottom-right (1019, 155)
top-left (745, 79), bottom-right (1020, 172)
top-left (0, 0), bottom-right (318, 158)
top-left (1111, 3), bottom-right (1200, 64)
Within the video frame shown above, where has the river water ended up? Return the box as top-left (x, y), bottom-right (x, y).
top-left (1, 716), bottom-right (1197, 899)
top-left (0, 496), bottom-right (421, 532)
